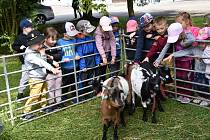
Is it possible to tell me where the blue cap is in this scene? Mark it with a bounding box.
[19,18,32,30]
[139,13,153,28]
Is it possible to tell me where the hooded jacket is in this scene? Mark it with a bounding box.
[203,46,210,79]
[76,36,100,70]
[94,26,116,59]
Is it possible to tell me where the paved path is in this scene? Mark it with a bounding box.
[47,0,210,24]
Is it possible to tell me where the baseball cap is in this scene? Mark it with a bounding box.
[110,16,119,24]
[20,18,32,30]
[65,22,80,37]
[167,23,183,43]
[76,20,96,33]
[139,13,153,28]
[27,30,45,46]
[99,16,113,31]
[126,20,138,33]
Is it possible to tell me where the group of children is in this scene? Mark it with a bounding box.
[125,12,210,106]
[13,16,121,121]
[12,12,210,121]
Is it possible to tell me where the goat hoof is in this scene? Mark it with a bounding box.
[114,136,118,140]
[142,117,148,122]
[152,118,157,123]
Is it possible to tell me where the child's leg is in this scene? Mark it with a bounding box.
[24,79,45,113]
[55,72,62,103]
[46,74,56,104]
[40,81,47,108]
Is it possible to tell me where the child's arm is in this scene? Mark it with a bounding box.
[202,46,210,64]
[154,43,171,66]
[181,32,195,48]
[76,44,86,70]
[135,30,144,61]
[144,42,159,62]
[109,32,117,62]
[93,42,101,66]
[163,46,194,62]
[95,32,106,59]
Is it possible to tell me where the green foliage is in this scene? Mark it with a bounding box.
[78,0,108,17]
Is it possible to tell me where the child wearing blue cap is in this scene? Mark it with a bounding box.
[12,18,33,100]
[135,13,158,62]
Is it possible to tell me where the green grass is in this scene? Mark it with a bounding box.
[1,99,210,140]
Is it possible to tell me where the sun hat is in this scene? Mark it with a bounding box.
[139,13,153,28]
[76,20,96,33]
[65,22,80,37]
[20,18,32,30]
[110,16,120,24]
[99,16,113,31]
[167,23,183,43]
[27,30,45,46]
[126,19,138,33]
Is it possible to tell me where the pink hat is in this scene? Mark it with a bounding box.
[126,20,138,33]
[99,16,113,31]
[167,23,183,43]
[196,27,210,40]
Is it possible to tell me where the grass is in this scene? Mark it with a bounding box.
[1,98,210,140]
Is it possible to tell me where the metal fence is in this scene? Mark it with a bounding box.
[0,32,210,127]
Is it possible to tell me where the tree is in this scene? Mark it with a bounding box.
[127,0,134,17]
[78,0,108,20]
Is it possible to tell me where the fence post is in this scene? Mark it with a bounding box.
[2,57,15,126]
[120,29,125,72]
[172,45,177,99]
[73,58,79,103]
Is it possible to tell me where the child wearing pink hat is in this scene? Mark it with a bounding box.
[125,19,138,60]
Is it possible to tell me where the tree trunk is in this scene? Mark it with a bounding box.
[127,0,134,17]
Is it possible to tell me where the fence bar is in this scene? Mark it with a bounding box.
[2,57,14,126]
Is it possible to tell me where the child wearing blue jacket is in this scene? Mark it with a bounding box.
[57,22,80,103]
[76,20,100,99]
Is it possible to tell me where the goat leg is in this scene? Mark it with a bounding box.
[113,125,119,140]
[151,97,157,123]
[129,91,136,115]
[157,95,164,112]
[142,107,148,122]
[102,124,109,140]
[120,110,126,127]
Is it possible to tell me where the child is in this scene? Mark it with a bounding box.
[163,28,210,106]
[135,13,158,62]
[57,22,80,103]
[22,30,60,121]
[203,41,210,86]
[125,19,138,61]
[43,27,63,108]
[12,18,33,100]
[76,20,100,99]
[154,12,196,103]
[110,16,121,73]
[143,16,169,63]
[94,16,116,81]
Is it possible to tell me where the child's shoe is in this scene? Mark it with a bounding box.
[180,97,191,104]
[200,101,210,107]
[21,114,36,121]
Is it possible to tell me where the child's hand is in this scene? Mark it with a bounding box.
[63,58,70,62]
[142,57,149,63]
[111,57,115,64]
[47,55,54,60]
[129,32,136,39]
[163,54,173,62]
[102,57,108,65]
[75,56,80,60]
[82,68,87,72]
[38,48,46,55]
[53,61,59,68]
[146,34,153,39]
[51,67,61,74]
[20,45,26,50]
[153,61,160,67]
[153,35,161,40]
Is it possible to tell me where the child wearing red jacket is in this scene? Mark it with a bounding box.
[143,16,169,63]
